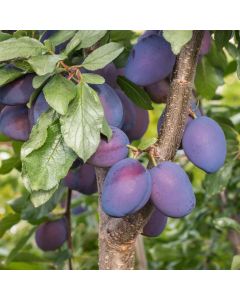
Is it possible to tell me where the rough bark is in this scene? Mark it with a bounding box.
[96,31,204,270]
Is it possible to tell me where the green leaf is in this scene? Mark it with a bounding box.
[214,30,232,49]
[28,54,64,76]
[6,227,36,264]
[138,137,157,150]
[110,30,137,43]
[82,42,124,71]
[30,185,59,207]
[206,42,228,72]
[0,37,47,62]
[65,30,107,54]
[231,255,240,270]
[101,117,112,141]
[114,47,131,69]
[0,214,20,238]
[60,82,104,161]
[47,30,76,48]
[237,58,240,80]
[195,57,224,99]
[0,157,20,174]
[203,161,234,198]
[32,73,52,89]
[12,141,23,156]
[225,42,239,59]
[82,73,105,84]
[23,121,77,192]
[163,30,192,55]
[28,184,65,220]
[10,185,65,222]
[0,66,25,87]
[0,32,12,42]
[13,30,36,38]
[117,76,153,110]
[13,60,33,73]
[213,217,240,233]
[21,109,57,159]
[43,74,77,115]
[8,195,29,215]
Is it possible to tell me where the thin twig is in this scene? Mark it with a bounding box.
[65,188,73,270]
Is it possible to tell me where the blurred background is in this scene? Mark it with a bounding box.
[1,30,240,270]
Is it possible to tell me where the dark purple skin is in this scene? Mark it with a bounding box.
[116,68,125,77]
[64,164,97,195]
[88,126,129,167]
[72,205,87,215]
[0,105,31,141]
[115,88,136,132]
[145,79,170,104]
[127,105,149,141]
[0,74,35,106]
[138,30,160,41]
[199,31,212,56]
[142,208,168,237]
[29,92,49,127]
[95,63,118,88]
[102,158,152,217]
[150,161,196,218]
[182,116,227,173]
[93,83,123,128]
[125,35,176,86]
[35,218,68,252]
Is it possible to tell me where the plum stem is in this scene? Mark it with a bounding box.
[65,188,73,270]
[189,108,197,119]
[149,152,157,167]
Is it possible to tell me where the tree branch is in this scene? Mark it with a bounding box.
[96,30,204,270]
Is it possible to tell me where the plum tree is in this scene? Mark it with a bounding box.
[0,74,35,105]
[28,92,49,127]
[35,218,68,251]
[93,83,123,128]
[157,98,202,135]
[150,161,196,218]
[142,208,168,237]
[199,31,212,55]
[127,105,149,141]
[102,158,152,217]
[115,88,136,132]
[182,116,227,173]
[64,164,97,195]
[145,79,170,104]
[88,126,129,167]
[0,105,30,141]
[95,63,118,88]
[125,34,175,86]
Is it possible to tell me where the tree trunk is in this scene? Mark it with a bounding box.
[96,30,204,270]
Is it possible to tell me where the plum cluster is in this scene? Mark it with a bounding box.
[98,30,226,239]
[0,30,226,251]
